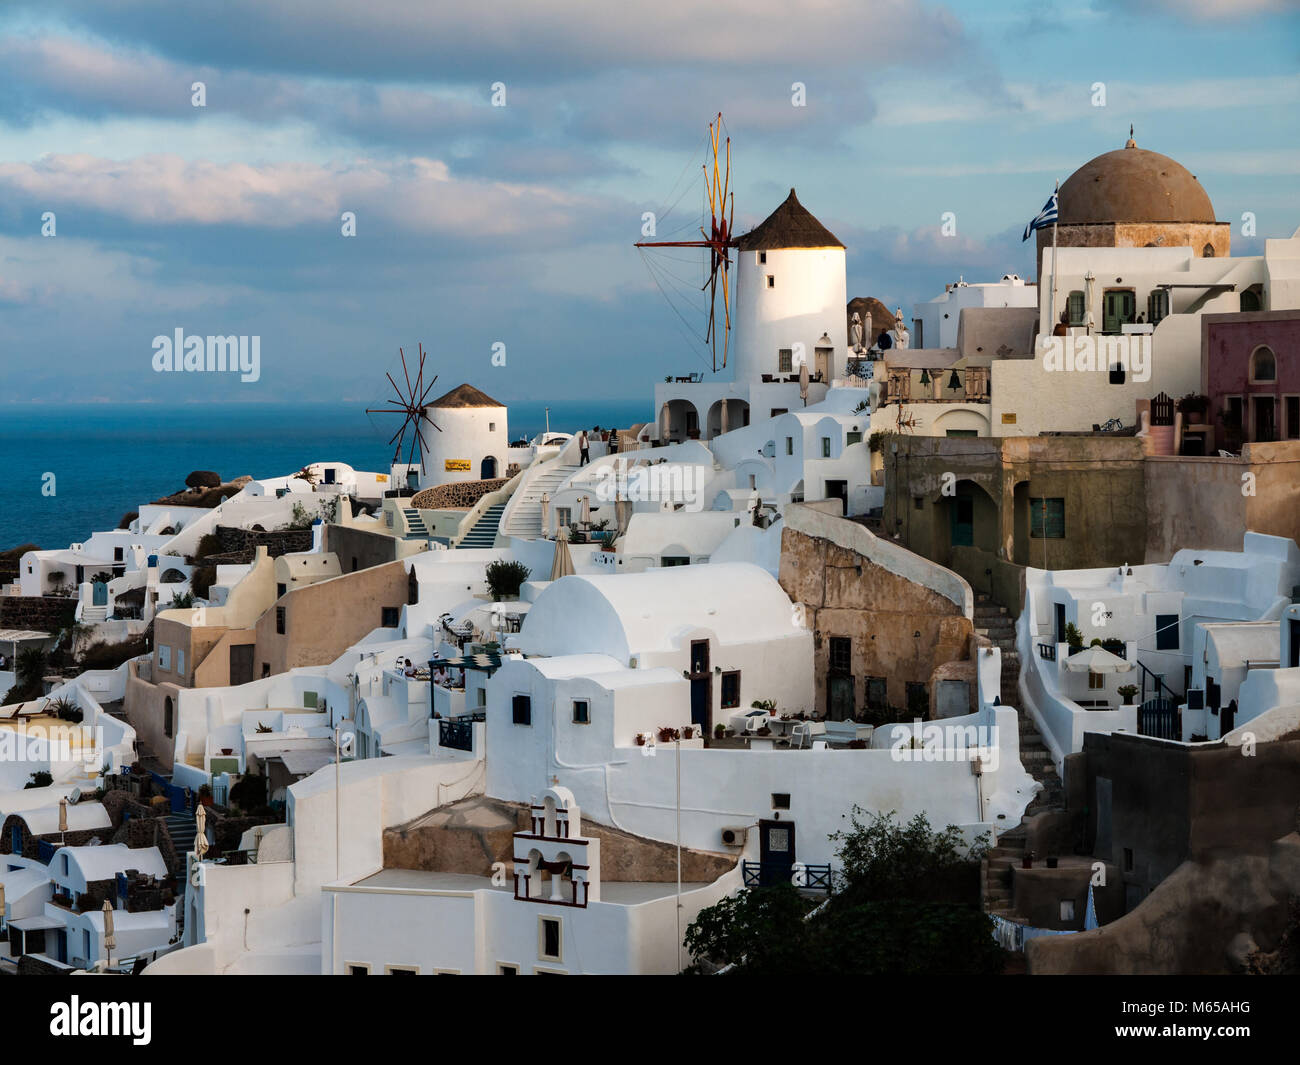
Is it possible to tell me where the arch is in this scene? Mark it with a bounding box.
[1201,243,1215,258]
[1250,345,1276,384]
[659,399,700,443]
[932,408,991,437]
[160,568,187,584]
[480,455,498,479]
[705,398,750,439]
[1240,285,1263,313]
[940,478,999,559]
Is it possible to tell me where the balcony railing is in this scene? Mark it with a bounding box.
[438,718,474,752]
[742,860,832,892]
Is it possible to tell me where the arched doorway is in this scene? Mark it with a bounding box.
[940,479,998,561]
[164,696,174,739]
[659,400,700,443]
[481,456,498,479]
[706,398,750,439]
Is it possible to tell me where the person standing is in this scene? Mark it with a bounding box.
[578,429,590,466]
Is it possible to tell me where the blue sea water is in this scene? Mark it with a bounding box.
[0,400,651,551]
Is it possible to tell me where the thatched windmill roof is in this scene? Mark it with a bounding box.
[736,189,844,251]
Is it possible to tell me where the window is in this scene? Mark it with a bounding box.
[275,607,286,634]
[690,640,709,674]
[347,963,370,975]
[866,677,887,709]
[662,556,690,567]
[757,251,766,264]
[408,570,419,605]
[381,606,399,627]
[1066,290,1085,326]
[1030,498,1065,539]
[821,437,831,458]
[157,645,171,671]
[785,437,793,456]
[1088,671,1105,690]
[386,965,419,975]
[846,430,862,446]
[720,670,741,709]
[572,700,589,724]
[1286,396,1299,439]
[1060,900,1076,923]
[1147,289,1169,325]
[770,408,787,418]
[1123,848,1134,872]
[176,648,185,677]
[539,917,562,961]
[767,275,775,289]
[1201,243,1215,258]
[771,793,791,810]
[913,496,923,510]
[1250,346,1276,383]
[1155,614,1179,651]
[748,474,756,490]
[556,507,572,528]
[262,663,270,678]
[351,556,359,572]
[277,583,287,599]
[512,694,532,725]
[829,636,851,674]
[778,349,793,373]
[489,422,496,431]
[498,964,519,975]
[1108,362,1125,385]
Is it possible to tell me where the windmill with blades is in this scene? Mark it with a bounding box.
[638,115,849,444]
[367,344,441,493]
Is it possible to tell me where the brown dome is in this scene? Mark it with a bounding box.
[1058,139,1215,225]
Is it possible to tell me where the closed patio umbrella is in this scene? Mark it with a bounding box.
[1064,645,1133,673]
[540,493,550,536]
[799,360,809,405]
[615,498,632,538]
[102,899,115,958]
[549,538,575,581]
[194,802,209,859]
[58,798,68,837]
[580,495,591,526]
[0,881,7,923]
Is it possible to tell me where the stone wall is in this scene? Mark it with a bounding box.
[382,795,734,883]
[0,595,76,634]
[323,524,402,574]
[779,519,973,719]
[410,478,507,510]
[214,525,313,560]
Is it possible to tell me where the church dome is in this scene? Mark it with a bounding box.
[1057,135,1216,226]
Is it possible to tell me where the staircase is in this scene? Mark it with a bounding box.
[81,605,107,623]
[456,503,506,550]
[500,462,579,539]
[165,810,198,856]
[401,508,429,540]
[975,594,1065,919]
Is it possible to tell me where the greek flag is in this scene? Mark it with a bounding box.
[1022,191,1059,241]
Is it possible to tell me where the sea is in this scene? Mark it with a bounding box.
[0,400,652,552]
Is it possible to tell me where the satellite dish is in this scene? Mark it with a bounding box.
[68,787,82,805]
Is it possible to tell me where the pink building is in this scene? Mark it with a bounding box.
[1201,310,1300,449]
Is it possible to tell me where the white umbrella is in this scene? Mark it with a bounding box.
[1064,645,1133,673]
[580,495,591,526]
[1084,272,1096,333]
[194,802,209,859]
[102,899,115,956]
[0,881,7,924]
[540,493,550,536]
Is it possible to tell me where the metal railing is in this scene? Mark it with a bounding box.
[1037,642,1056,662]
[741,860,832,893]
[438,718,474,752]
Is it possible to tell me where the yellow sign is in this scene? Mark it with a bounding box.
[1001,413,1017,425]
[445,459,471,471]
[376,473,388,483]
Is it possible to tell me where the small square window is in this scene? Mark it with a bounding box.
[539,916,562,961]
[489,422,496,431]
[556,507,572,528]
[572,700,589,724]
[513,694,532,725]
[1088,672,1104,690]
[157,645,171,671]
[1060,899,1075,923]
[771,793,791,810]
[1030,497,1065,539]
[381,606,399,627]
[720,670,741,709]
[913,496,924,510]
[261,663,270,678]
[758,251,766,264]
[386,965,418,975]
[347,964,370,975]
[778,349,793,373]
[275,606,286,634]
[767,275,775,289]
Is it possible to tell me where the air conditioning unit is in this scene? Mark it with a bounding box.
[720,826,748,848]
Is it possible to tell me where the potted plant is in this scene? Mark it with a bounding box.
[1045,856,1059,869]
[1022,849,1034,869]
[713,723,726,740]
[657,726,679,743]
[1176,393,1210,423]
[485,559,531,601]
[634,732,647,746]
[1118,684,1138,705]
[755,725,771,737]
[1063,623,1084,654]
[681,725,695,740]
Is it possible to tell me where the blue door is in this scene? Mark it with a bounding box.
[92,581,108,606]
[10,824,21,853]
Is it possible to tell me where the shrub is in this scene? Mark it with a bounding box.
[195,533,224,559]
[185,470,222,489]
[485,560,531,600]
[190,565,217,599]
[50,697,83,723]
[77,633,150,672]
[118,512,138,530]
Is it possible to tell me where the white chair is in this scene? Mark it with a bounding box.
[790,721,826,749]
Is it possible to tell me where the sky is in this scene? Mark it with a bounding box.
[0,0,1296,407]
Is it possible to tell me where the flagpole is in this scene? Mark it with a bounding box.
[1049,180,1059,340]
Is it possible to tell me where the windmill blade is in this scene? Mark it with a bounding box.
[399,347,414,405]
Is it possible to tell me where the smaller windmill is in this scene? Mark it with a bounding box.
[366,344,442,478]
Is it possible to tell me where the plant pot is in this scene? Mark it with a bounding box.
[221,748,233,756]
[1046,856,1059,869]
